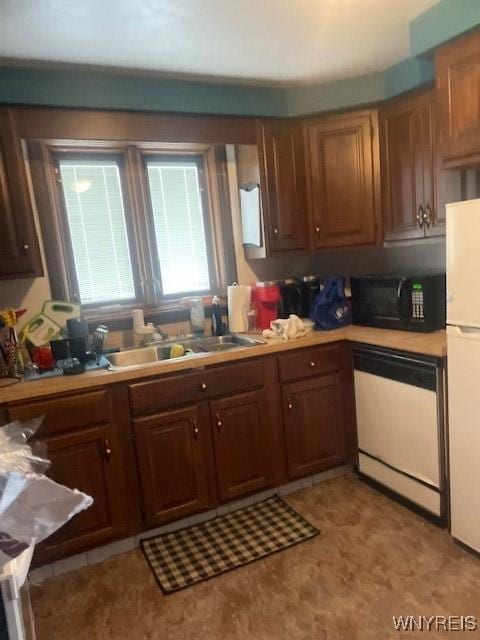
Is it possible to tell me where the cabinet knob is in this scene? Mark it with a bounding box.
[424,204,432,227]
[104,439,112,460]
[200,382,207,391]
[273,227,279,235]
[193,419,199,438]
[23,243,29,251]
[315,227,320,233]
[287,399,293,410]
[216,412,223,429]
[309,360,316,368]
[416,205,425,228]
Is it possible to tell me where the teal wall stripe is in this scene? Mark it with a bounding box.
[410,0,480,56]
[0,66,288,117]
[286,71,386,116]
[383,57,435,98]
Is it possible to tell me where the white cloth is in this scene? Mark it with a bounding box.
[262,314,310,341]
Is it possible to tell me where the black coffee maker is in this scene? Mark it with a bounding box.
[298,275,321,317]
[279,279,303,318]
[279,276,321,318]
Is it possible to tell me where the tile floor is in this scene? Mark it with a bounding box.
[29,474,480,640]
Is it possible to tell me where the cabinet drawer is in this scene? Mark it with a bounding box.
[129,359,266,416]
[278,344,342,382]
[7,390,109,437]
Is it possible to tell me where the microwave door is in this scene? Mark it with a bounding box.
[397,278,412,323]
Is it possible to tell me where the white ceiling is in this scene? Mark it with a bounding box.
[0,0,439,86]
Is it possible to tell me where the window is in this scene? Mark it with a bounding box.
[30,142,235,317]
[146,158,211,296]
[58,159,136,305]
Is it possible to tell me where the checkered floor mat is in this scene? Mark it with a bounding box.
[141,495,319,594]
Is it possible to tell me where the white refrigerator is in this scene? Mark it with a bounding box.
[447,198,480,551]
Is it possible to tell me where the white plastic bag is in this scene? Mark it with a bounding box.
[0,419,93,567]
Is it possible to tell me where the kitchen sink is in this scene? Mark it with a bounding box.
[182,334,265,352]
[106,334,265,370]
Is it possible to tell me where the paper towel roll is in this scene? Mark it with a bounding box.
[132,309,145,332]
[227,283,251,333]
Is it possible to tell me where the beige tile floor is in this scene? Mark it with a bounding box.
[30,474,480,640]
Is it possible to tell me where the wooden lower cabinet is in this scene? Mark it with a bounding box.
[211,390,270,502]
[133,404,213,527]
[35,424,127,562]
[2,348,356,563]
[282,372,347,479]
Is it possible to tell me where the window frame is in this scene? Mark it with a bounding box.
[28,139,237,324]
[140,151,217,300]
[53,149,143,308]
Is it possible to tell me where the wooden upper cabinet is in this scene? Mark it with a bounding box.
[210,389,271,502]
[382,91,433,240]
[304,109,381,249]
[133,404,213,527]
[0,108,43,278]
[382,89,461,240]
[258,119,308,253]
[436,30,480,167]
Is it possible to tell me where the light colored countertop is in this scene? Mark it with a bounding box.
[0,326,446,405]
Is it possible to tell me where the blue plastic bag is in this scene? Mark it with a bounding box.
[310,277,351,330]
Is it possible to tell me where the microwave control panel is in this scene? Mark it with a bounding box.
[411,283,424,320]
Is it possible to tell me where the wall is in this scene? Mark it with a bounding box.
[410,0,480,56]
[0,2,478,118]
[0,66,288,117]
[242,240,445,286]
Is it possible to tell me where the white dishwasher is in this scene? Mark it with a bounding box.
[353,345,446,521]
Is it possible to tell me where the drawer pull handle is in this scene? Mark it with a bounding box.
[200,382,208,391]
[216,412,223,429]
[287,399,293,410]
[193,419,200,438]
[104,439,112,460]
[309,361,316,368]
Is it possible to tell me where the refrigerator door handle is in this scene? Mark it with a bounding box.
[447,325,480,339]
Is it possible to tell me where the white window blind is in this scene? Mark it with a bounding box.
[59,160,136,305]
[146,160,211,295]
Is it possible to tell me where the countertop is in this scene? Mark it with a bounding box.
[0,326,446,404]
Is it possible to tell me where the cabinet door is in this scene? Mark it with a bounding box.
[0,108,43,278]
[381,94,426,240]
[436,30,480,167]
[211,390,270,501]
[283,373,346,479]
[36,424,126,563]
[258,119,308,252]
[305,110,380,249]
[133,405,212,527]
[428,94,462,237]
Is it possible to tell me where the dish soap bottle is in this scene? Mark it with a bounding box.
[190,297,205,336]
[211,296,224,336]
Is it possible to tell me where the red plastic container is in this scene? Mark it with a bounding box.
[252,282,280,330]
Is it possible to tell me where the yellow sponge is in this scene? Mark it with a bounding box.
[170,343,185,359]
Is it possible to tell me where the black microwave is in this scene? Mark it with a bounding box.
[350,273,446,332]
